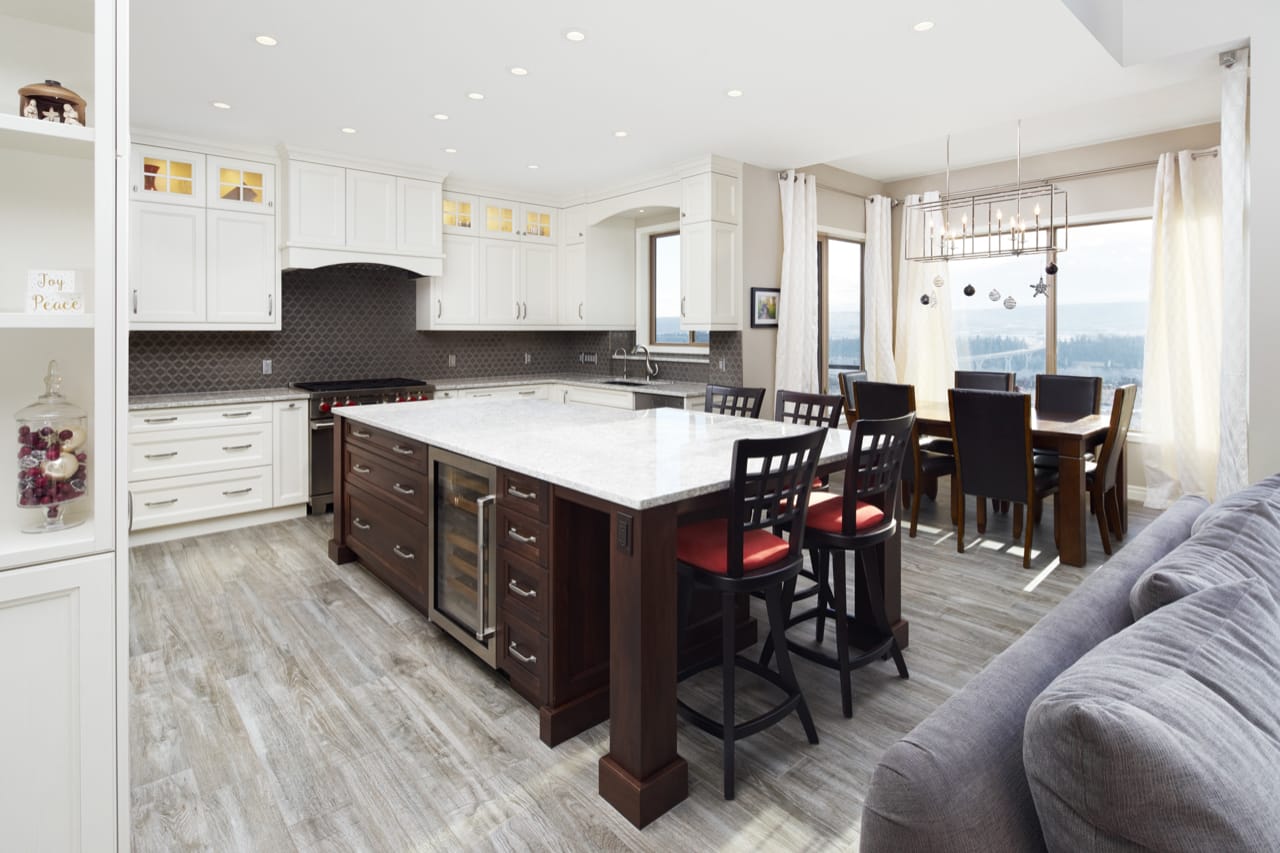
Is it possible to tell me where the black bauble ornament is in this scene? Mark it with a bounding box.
[1045,261,1058,275]
[920,294,931,306]
[963,284,976,297]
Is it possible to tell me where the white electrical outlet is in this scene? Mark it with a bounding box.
[524,352,531,365]
[448,354,457,367]
[262,359,272,375]
[718,358,726,371]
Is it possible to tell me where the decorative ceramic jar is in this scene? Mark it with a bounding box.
[15,361,88,532]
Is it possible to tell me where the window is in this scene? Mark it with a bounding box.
[819,236,864,392]
[649,231,708,345]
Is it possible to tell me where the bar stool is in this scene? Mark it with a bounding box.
[761,413,916,718]
[705,384,766,418]
[675,427,827,799]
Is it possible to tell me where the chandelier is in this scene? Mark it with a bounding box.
[906,121,1068,262]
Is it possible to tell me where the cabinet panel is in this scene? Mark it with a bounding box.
[442,193,478,236]
[563,205,587,245]
[520,204,557,244]
[563,386,635,410]
[522,244,557,324]
[418,234,479,328]
[479,239,521,323]
[288,161,345,246]
[710,221,741,327]
[131,143,205,207]
[128,422,273,481]
[397,177,443,256]
[129,402,272,433]
[206,209,275,324]
[130,466,273,530]
[559,242,586,324]
[679,220,712,327]
[346,169,398,251]
[480,199,518,239]
[681,171,739,224]
[130,201,206,323]
[208,156,275,213]
[273,400,308,506]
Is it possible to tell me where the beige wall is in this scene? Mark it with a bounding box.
[741,163,782,417]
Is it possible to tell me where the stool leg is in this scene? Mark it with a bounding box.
[833,550,853,718]
[765,584,818,745]
[721,590,737,800]
[676,574,694,674]
[859,549,909,680]
[813,548,830,644]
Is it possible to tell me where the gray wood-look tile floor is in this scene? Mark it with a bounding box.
[130,485,1159,852]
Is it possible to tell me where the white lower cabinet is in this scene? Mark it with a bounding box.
[273,400,309,506]
[0,553,116,849]
[128,422,273,480]
[131,466,273,530]
[462,385,549,400]
[561,385,635,409]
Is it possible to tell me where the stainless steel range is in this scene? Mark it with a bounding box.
[291,377,433,512]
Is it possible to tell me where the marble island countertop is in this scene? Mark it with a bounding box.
[129,387,310,410]
[338,398,849,510]
[431,374,706,400]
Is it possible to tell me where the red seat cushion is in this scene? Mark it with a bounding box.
[676,519,791,575]
[804,492,886,534]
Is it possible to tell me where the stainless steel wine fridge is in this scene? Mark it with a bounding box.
[426,448,499,666]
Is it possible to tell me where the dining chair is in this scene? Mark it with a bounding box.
[954,370,1017,391]
[705,384,766,418]
[949,389,1060,568]
[759,413,916,718]
[674,428,827,799]
[836,370,868,427]
[1086,384,1137,555]
[1032,373,1104,471]
[774,389,844,430]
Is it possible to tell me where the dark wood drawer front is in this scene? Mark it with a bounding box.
[501,618,547,703]
[345,486,429,611]
[499,550,548,634]
[497,506,549,567]
[499,469,548,522]
[345,447,427,521]
[343,420,428,473]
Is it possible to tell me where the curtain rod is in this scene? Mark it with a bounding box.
[778,172,900,206]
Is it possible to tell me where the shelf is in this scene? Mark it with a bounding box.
[0,313,95,329]
[0,113,95,159]
[0,517,101,574]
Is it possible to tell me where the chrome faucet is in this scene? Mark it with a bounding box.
[632,345,659,381]
[613,347,629,381]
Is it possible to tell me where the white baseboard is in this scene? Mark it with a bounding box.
[1127,484,1147,505]
[128,504,308,547]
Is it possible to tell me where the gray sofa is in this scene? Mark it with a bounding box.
[860,475,1280,852]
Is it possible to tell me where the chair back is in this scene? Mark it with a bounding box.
[1035,374,1102,417]
[949,389,1032,503]
[722,429,827,578]
[706,384,766,418]
[838,413,916,534]
[852,381,914,420]
[1094,385,1137,492]
[774,390,843,429]
[836,370,868,426]
[955,370,1016,391]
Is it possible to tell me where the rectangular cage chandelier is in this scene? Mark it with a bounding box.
[906,122,1068,262]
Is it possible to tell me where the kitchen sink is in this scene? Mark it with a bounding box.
[600,379,674,387]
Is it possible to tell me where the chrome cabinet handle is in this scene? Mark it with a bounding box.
[144,416,177,424]
[311,420,335,431]
[475,494,496,641]
[507,579,537,599]
[353,517,371,530]
[681,296,686,317]
[506,485,537,501]
[507,642,537,665]
[352,463,371,474]
[392,445,415,455]
[222,444,253,452]
[222,411,252,419]
[518,390,536,397]
[132,289,139,314]
[514,301,520,319]
[507,527,537,545]
[222,487,253,496]
[144,497,178,507]
[268,293,273,317]
[523,301,528,319]
[471,393,492,398]
[352,429,372,438]
[578,301,583,319]
[392,482,415,495]
[437,299,443,319]
[144,451,178,460]
[392,545,415,560]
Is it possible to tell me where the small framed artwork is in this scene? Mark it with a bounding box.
[750,287,780,328]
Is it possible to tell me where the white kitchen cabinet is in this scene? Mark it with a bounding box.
[346,169,398,251]
[130,143,206,207]
[128,422,273,481]
[273,400,309,507]
[287,160,346,246]
[131,466,274,530]
[480,239,522,323]
[559,243,587,324]
[130,200,207,324]
[522,244,558,323]
[206,209,276,324]
[208,155,276,213]
[442,192,479,235]
[680,219,741,331]
[681,171,739,225]
[480,198,558,244]
[397,177,443,256]
[416,234,480,328]
[462,385,550,400]
[563,385,635,410]
[563,204,587,245]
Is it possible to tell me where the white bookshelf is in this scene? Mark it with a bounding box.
[0,112,95,158]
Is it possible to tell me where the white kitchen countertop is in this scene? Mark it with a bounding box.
[337,398,850,510]
[129,387,310,410]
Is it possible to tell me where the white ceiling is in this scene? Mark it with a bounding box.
[130,0,1222,198]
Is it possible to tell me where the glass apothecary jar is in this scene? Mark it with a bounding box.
[15,361,88,533]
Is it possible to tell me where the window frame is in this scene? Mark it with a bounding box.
[818,231,866,394]
[635,220,709,353]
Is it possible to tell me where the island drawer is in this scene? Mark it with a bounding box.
[499,549,548,633]
[343,420,428,473]
[497,505,549,567]
[344,485,429,611]
[498,469,548,522]
[344,446,428,521]
[501,618,547,703]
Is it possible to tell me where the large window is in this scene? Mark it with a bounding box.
[820,236,864,392]
[649,231,708,346]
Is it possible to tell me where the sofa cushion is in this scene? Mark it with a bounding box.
[1024,578,1280,853]
[1130,474,1280,619]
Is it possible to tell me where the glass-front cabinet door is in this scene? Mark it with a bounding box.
[520,204,557,244]
[429,449,497,664]
[442,193,477,235]
[130,143,206,207]
[481,200,517,239]
[207,156,275,212]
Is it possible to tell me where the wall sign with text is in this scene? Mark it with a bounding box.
[27,270,85,315]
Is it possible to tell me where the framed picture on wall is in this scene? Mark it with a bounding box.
[750,287,780,328]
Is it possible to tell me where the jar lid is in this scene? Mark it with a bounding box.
[14,360,86,423]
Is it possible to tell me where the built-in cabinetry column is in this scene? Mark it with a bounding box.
[680,164,743,331]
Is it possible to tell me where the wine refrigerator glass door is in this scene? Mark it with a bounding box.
[427,448,498,666]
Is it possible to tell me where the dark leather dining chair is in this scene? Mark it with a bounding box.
[836,370,867,427]
[949,389,1060,568]
[1032,374,1103,470]
[954,370,1016,391]
[1086,384,1137,555]
[705,385,766,418]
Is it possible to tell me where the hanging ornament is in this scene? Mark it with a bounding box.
[988,288,1001,302]
[932,274,945,288]
[920,293,932,306]
[1030,276,1050,298]
[1003,295,1017,310]
[963,284,976,297]
[1045,261,1058,276]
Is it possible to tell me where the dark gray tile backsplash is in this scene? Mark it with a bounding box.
[130,265,736,395]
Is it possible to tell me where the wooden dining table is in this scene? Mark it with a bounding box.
[914,401,1118,567]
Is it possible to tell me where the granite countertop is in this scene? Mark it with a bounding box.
[432,374,706,399]
[337,398,848,510]
[129,387,310,411]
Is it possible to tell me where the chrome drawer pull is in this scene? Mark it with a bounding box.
[144,416,177,424]
[507,580,537,599]
[352,429,372,439]
[352,518,371,530]
[222,411,253,418]
[144,498,178,507]
[144,451,178,460]
[222,444,253,452]
[506,485,537,501]
[518,390,536,396]
[222,487,253,497]
[352,463,371,474]
[392,482,416,496]
[393,545,415,560]
[507,527,537,545]
[507,642,537,665]
[391,445,415,455]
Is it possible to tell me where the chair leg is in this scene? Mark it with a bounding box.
[909,471,923,538]
[813,548,830,645]
[1095,487,1113,556]
[1012,503,1024,539]
[832,551,853,718]
[721,590,737,800]
[924,475,938,501]
[1033,496,1043,527]
[950,477,960,525]
[1106,489,1125,543]
[956,492,966,554]
[1023,500,1034,568]
[976,496,987,534]
[765,584,818,744]
[859,549,908,679]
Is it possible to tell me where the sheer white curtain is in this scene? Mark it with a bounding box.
[776,170,819,393]
[894,191,956,404]
[1218,51,1250,497]
[1143,151,1223,507]
[863,195,897,382]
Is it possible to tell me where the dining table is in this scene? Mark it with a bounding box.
[913,401,1119,566]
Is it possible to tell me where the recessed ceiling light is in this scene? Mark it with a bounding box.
[638,209,646,214]
[444,147,457,154]
[510,66,529,76]
[211,101,231,109]
[913,20,934,31]
[614,130,628,138]
[341,127,357,134]
[467,92,485,100]
[564,29,586,42]
[528,164,539,170]
[726,89,743,98]
[433,113,449,121]
[255,35,278,46]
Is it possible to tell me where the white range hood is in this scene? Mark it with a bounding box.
[281,245,442,277]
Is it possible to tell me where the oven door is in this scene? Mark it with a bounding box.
[309,418,335,511]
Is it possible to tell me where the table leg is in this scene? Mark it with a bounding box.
[599,504,688,827]
[1057,444,1089,566]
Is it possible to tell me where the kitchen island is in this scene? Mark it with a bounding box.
[329,398,902,827]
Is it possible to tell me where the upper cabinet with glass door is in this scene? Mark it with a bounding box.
[208,156,276,213]
[477,197,557,244]
[130,144,205,207]
[442,193,478,235]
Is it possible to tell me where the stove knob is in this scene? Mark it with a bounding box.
[318,399,331,413]
[394,394,404,403]
[331,397,343,408]
[344,397,355,407]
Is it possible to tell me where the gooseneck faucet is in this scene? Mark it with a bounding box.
[632,345,659,381]
[613,347,629,381]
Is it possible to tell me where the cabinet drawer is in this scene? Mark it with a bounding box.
[499,549,548,634]
[130,466,272,530]
[562,386,635,410]
[128,423,272,481]
[497,506,549,567]
[345,485,429,610]
[129,402,272,432]
[501,618,547,702]
[344,447,427,521]
[499,469,548,522]
[342,419,428,472]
